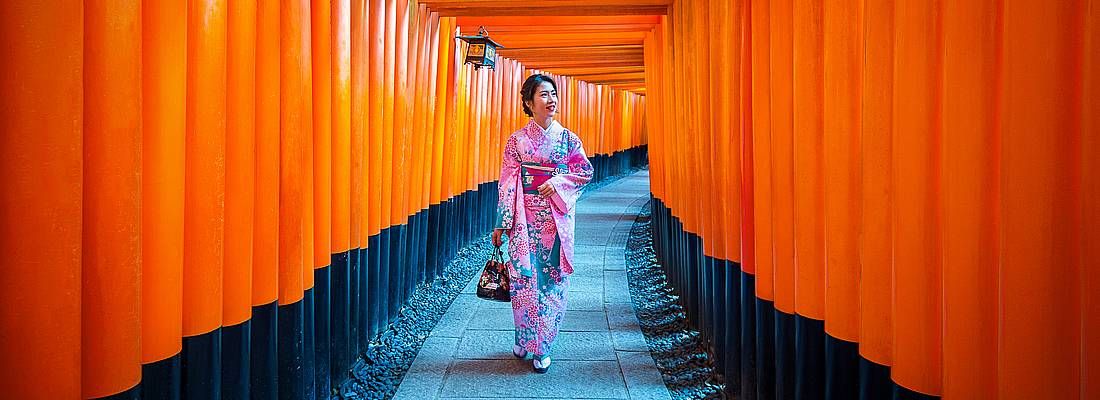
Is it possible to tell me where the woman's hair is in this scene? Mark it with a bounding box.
[520,74,558,117]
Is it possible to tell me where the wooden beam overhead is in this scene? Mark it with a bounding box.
[521,57,643,68]
[497,45,643,60]
[438,2,662,91]
[459,24,656,35]
[492,36,644,49]
[456,15,661,27]
[423,1,672,16]
[567,71,646,82]
[537,65,645,76]
[480,30,646,49]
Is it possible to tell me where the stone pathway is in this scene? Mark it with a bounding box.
[394,170,671,400]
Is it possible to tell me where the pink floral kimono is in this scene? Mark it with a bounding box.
[496,119,593,356]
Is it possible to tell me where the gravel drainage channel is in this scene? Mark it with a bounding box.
[335,238,494,400]
[625,199,727,399]
[336,169,646,400]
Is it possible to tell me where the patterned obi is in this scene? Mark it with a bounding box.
[521,162,568,194]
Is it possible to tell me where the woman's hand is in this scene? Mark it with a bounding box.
[537,182,556,197]
[492,229,505,248]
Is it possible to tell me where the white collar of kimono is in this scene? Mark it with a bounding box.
[527,119,564,137]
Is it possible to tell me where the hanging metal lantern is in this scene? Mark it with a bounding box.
[457,26,503,70]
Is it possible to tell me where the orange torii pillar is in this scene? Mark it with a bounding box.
[223,0,257,397]
[330,0,353,383]
[277,0,308,397]
[252,0,282,397]
[0,2,84,397]
[142,0,188,397]
[182,0,227,397]
[84,0,144,398]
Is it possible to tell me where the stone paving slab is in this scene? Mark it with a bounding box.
[440,360,629,399]
[454,330,617,361]
[568,276,606,293]
[617,351,673,400]
[604,270,633,305]
[606,303,649,352]
[468,307,611,332]
[431,295,481,338]
[399,171,671,399]
[392,337,459,400]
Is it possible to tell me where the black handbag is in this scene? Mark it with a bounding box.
[476,247,511,302]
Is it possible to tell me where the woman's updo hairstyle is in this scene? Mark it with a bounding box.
[520,74,558,117]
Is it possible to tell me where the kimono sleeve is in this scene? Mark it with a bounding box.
[495,135,522,230]
[547,131,594,213]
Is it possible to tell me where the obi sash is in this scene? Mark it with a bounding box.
[521,162,567,194]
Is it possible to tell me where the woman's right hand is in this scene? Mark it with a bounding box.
[492,229,505,248]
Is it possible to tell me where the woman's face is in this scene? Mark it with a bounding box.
[527,81,558,120]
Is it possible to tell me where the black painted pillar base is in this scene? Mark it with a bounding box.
[141,353,181,400]
[739,269,755,400]
[859,358,892,400]
[277,299,305,400]
[329,251,351,381]
[368,233,383,341]
[221,320,251,399]
[775,310,796,400]
[314,267,332,400]
[348,247,361,360]
[756,300,777,400]
[250,301,278,400]
[795,315,826,399]
[824,335,859,400]
[182,328,222,399]
[303,288,316,400]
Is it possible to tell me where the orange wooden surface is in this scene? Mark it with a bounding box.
[0,3,83,396]
[83,0,143,396]
[699,0,717,258]
[941,0,1000,396]
[393,0,410,226]
[369,0,385,238]
[381,0,396,228]
[750,0,774,299]
[791,0,825,321]
[0,2,83,397]
[430,16,451,205]
[821,0,862,341]
[891,0,944,393]
[141,0,187,364]
[279,0,306,305]
[183,0,227,335]
[225,0,257,327]
[301,3,316,290]
[254,0,281,307]
[407,6,429,213]
[998,1,1084,398]
[1083,5,1099,399]
[736,0,750,273]
[313,0,334,268]
[768,0,796,314]
[332,0,352,253]
[857,0,894,367]
[350,0,365,253]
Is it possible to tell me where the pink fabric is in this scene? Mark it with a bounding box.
[497,119,594,278]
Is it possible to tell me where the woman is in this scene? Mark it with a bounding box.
[492,74,594,373]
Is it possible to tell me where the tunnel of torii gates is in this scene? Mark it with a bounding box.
[0,0,1095,399]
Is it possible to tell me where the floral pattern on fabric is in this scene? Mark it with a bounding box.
[496,119,594,279]
[496,119,592,357]
[509,248,569,356]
